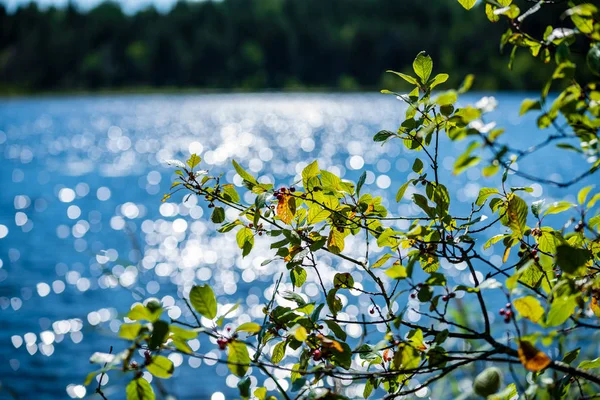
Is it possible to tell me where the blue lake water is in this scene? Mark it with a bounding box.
[0,93,594,399]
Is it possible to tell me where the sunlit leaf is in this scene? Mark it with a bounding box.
[513,296,544,323]
[189,284,217,319]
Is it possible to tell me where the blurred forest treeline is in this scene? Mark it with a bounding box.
[0,0,572,94]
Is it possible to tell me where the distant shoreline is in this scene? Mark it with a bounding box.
[0,87,532,100]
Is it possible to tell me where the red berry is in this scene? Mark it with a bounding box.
[442,295,449,302]
[313,349,322,361]
[504,316,511,324]
[217,338,227,350]
[369,308,375,314]
[499,308,505,316]
[505,310,512,317]
[226,326,231,332]
[249,223,253,228]
[505,303,511,309]
[410,293,417,299]
[531,249,538,256]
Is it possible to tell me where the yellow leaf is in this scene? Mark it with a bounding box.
[513,296,545,323]
[518,340,551,372]
[503,246,511,263]
[327,228,346,254]
[591,296,600,318]
[276,194,296,225]
[292,325,308,342]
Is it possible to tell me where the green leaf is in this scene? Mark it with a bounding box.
[519,98,541,116]
[236,322,262,334]
[222,184,240,203]
[488,384,517,400]
[325,320,347,341]
[458,74,475,93]
[513,296,544,324]
[531,199,544,219]
[211,207,225,223]
[502,194,528,238]
[587,193,600,209]
[186,154,201,169]
[237,376,251,400]
[386,70,418,85]
[189,284,217,319]
[429,73,449,89]
[435,90,457,106]
[578,186,594,205]
[546,296,578,327]
[128,304,162,323]
[385,263,407,279]
[119,323,142,340]
[307,203,329,225]
[457,0,477,10]
[453,142,481,175]
[271,340,287,364]
[374,130,395,142]
[126,378,155,400]
[395,181,411,202]
[484,234,507,249]
[556,245,591,274]
[412,158,424,174]
[588,43,600,76]
[371,253,392,269]
[412,51,433,83]
[579,357,600,370]
[544,201,575,216]
[232,160,257,185]
[356,171,367,196]
[476,188,500,206]
[302,160,319,189]
[146,355,174,379]
[236,227,255,257]
[333,272,354,289]
[228,341,251,377]
[149,320,169,350]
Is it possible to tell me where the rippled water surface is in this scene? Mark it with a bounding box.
[0,93,592,399]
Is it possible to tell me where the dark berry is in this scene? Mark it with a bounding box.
[518,251,524,257]
[531,249,538,256]
[289,187,296,192]
[504,316,511,324]
[449,293,456,298]
[499,308,505,316]
[442,295,449,302]
[249,223,253,228]
[520,243,527,250]
[505,303,511,309]
[217,338,228,350]
[369,308,375,314]
[410,293,417,299]
[417,283,423,288]
[505,310,512,318]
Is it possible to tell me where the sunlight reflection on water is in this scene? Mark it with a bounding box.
[0,92,589,398]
